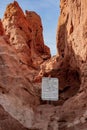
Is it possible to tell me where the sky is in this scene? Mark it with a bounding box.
[0,0,60,55]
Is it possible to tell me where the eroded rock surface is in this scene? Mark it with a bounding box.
[0,0,87,130]
[0,105,30,130]
[0,1,51,129]
[0,36,40,129]
[2,1,50,67]
[35,0,87,130]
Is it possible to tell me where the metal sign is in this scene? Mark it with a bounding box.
[41,77,58,101]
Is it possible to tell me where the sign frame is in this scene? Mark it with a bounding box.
[41,77,59,101]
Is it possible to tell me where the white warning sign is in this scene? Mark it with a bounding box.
[41,77,58,101]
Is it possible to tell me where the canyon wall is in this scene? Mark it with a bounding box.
[37,0,83,101]
[57,1,87,129]
[57,0,87,62]
[38,0,87,101]
[0,0,87,130]
[0,1,51,130]
[36,0,87,129]
[57,0,87,91]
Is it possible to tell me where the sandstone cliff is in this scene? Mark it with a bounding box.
[37,0,87,101]
[35,0,87,130]
[2,1,50,67]
[0,0,87,130]
[0,1,50,130]
[0,29,39,129]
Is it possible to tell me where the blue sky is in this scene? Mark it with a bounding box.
[0,0,60,55]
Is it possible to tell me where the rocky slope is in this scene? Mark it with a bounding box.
[0,21,39,129]
[0,1,50,130]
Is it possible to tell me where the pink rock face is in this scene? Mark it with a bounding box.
[57,0,87,66]
[35,1,87,129]
[2,1,51,67]
[56,0,87,94]
[0,1,51,129]
[0,35,40,129]
[38,0,87,99]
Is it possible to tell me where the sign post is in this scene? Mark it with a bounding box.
[41,77,58,102]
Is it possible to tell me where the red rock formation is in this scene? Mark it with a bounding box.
[35,0,87,129]
[0,0,87,130]
[2,1,51,67]
[0,1,50,129]
[29,1,87,130]
[0,35,40,128]
[38,0,87,100]
[57,0,87,66]
[57,1,87,129]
